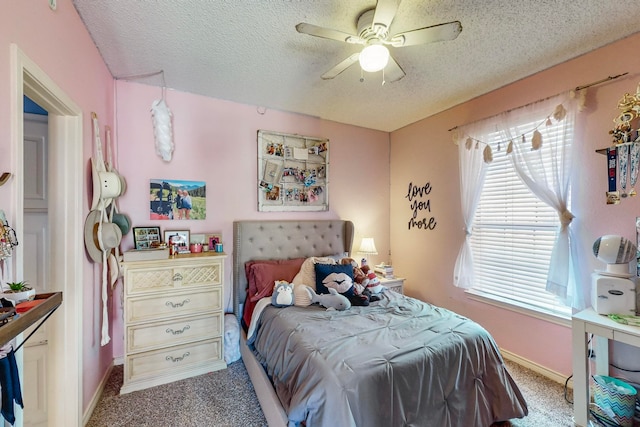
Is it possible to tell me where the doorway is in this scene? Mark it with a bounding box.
[11,45,83,426]
[23,110,50,427]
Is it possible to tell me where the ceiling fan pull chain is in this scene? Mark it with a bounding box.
[382,68,386,86]
[360,68,364,83]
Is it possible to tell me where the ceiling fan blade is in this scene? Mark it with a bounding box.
[372,0,401,32]
[321,53,360,80]
[391,21,462,47]
[384,55,405,83]
[296,23,359,44]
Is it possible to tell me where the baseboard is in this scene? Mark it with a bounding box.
[114,356,124,366]
[500,348,573,389]
[82,362,114,426]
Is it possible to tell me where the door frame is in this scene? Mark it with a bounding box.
[11,44,83,426]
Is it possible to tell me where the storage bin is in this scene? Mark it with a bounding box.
[592,375,637,427]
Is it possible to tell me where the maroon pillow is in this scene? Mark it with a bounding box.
[242,258,305,327]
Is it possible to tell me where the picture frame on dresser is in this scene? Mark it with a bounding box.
[133,226,161,249]
[164,230,190,253]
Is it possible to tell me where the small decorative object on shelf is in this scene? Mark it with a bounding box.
[596,82,640,204]
[1,281,36,305]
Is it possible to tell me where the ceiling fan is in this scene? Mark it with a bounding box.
[296,0,462,83]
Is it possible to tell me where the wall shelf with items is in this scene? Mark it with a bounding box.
[596,84,640,204]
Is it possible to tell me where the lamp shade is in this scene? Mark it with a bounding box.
[358,237,378,255]
[359,44,389,72]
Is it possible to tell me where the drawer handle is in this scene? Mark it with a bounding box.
[173,273,183,281]
[166,352,190,363]
[166,299,190,308]
[166,325,190,335]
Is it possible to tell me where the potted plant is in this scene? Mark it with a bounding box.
[1,281,36,305]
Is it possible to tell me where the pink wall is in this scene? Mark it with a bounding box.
[112,81,391,357]
[1,0,115,415]
[5,0,637,416]
[390,32,640,378]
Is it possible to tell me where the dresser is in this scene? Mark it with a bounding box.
[120,252,227,394]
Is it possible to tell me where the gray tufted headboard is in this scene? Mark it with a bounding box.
[232,219,354,318]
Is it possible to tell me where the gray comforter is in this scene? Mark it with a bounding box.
[248,291,528,427]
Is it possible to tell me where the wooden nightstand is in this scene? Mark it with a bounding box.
[379,276,405,294]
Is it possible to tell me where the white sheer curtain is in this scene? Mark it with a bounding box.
[453,90,586,308]
[499,91,585,308]
[453,123,491,289]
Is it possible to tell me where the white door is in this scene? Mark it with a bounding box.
[22,113,49,427]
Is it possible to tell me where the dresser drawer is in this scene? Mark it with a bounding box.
[126,338,223,382]
[126,288,222,323]
[127,312,223,353]
[125,259,223,295]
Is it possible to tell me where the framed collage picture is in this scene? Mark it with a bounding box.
[257,130,329,212]
[133,226,161,249]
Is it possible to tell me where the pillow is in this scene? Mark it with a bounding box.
[242,258,305,328]
[293,284,313,307]
[292,256,336,288]
[245,258,305,302]
[314,263,355,297]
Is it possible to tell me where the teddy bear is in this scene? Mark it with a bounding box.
[340,257,367,285]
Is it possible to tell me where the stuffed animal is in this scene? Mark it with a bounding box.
[338,258,373,305]
[340,257,367,285]
[302,285,351,311]
[364,269,383,294]
[272,281,294,307]
[360,265,381,302]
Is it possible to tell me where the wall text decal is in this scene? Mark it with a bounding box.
[406,181,437,231]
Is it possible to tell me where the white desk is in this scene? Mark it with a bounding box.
[572,308,640,426]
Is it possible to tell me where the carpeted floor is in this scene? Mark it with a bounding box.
[86,358,575,427]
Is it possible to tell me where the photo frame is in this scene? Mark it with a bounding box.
[164,230,190,253]
[207,233,223,252]
[149,179,207,220]
[257,130,329,212]
[133,226,161,250]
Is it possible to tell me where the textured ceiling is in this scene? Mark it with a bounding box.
[72,0,640,132]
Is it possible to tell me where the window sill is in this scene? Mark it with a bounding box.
[464,289,571,328]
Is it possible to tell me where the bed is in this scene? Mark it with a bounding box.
[232,219,527,427]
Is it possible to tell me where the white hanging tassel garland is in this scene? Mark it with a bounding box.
[151,95,174,162]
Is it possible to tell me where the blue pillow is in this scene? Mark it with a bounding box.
[314,263,355,297]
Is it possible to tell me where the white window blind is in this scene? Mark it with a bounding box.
[469,119,572,318]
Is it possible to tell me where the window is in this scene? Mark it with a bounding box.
[468,118,572,319]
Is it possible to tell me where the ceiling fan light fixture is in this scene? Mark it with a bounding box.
[359,44,389,72]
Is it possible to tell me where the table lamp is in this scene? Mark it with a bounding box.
[357,237,378,267]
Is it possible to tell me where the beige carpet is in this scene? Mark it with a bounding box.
[86,358,574,426]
